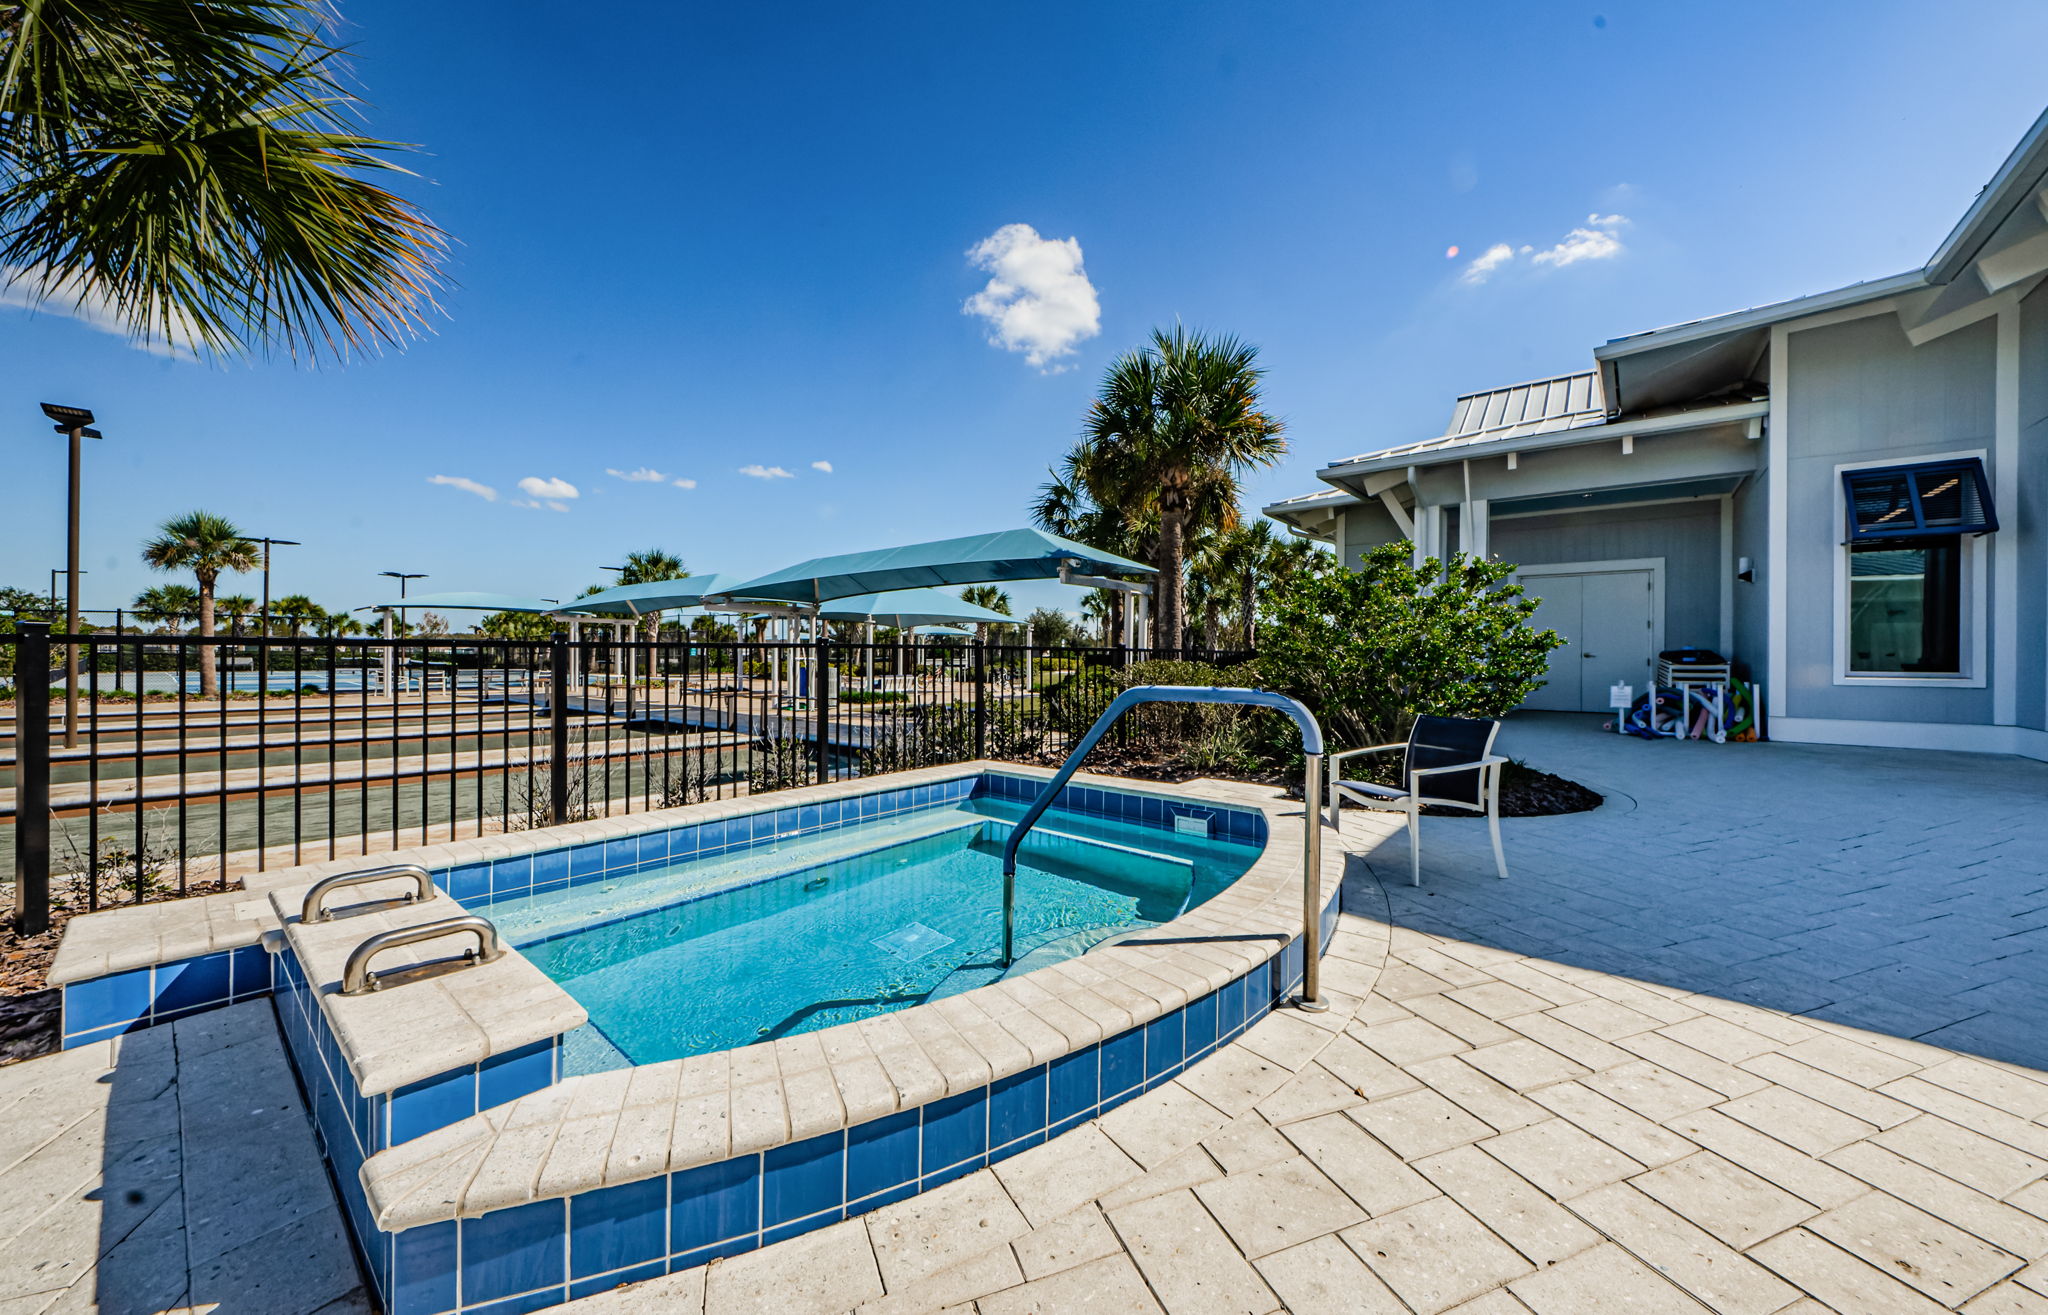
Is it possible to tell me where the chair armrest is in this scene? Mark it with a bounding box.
[1329,743,1407,763]
[1408,755,1510,777]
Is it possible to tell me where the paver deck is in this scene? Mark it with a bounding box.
[560,720,2048,1313]
[0,1002,368,1315]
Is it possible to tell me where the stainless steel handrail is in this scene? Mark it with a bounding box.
[301,863,436,924]
[339,914,505,995]
[999,685,1331,1010]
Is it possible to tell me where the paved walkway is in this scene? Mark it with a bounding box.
[563,723,2048,1314]
[0,1002,367,1315]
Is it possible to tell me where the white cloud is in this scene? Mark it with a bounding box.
[0,263,200,358]
[514,475,578,511]
[427,474,497,502]
[810,460,833,473]
[738,464,794,480]
[605,466,668,483]
[672,477,698,489]
[1459,214,1628,285]
[1458,244,1516,286]
[962,223,1101,370]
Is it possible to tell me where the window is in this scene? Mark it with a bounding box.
[1842,459,1997,541]
[1847,541,1962,674]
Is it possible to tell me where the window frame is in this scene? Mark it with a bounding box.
[1832,450,1989,688]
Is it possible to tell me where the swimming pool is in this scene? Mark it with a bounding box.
[478,791,1261,1069]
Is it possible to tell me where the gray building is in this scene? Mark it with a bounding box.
[1267,108,2048,761]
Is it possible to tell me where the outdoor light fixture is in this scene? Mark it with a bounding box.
[41,403,102,747]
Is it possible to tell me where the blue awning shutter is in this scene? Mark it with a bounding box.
[1842,458,1997,542]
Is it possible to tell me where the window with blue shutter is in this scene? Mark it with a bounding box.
[1841,459,1997,542]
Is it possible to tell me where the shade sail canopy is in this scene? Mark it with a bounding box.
[715,528,1153,605]
[365,591,557,613]
[816,588,1014,627]
[914,625,972,637]
[555,573,758,616]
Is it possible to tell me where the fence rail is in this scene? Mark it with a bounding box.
[3,624,1252,931]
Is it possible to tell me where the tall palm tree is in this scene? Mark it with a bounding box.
[132,583,199,631]
[216,593,255,637]
[141,511,257,696]
[960,584,1012,644]
[0,0,446,359]
[269,593,322,635]
[610,548,687,640]
[1032,466,1152,648]
[1075,328,1286,654]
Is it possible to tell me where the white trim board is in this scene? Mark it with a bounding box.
[1771,716,2048,763]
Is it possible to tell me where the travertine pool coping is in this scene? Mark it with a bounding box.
[354,768,1338,1233]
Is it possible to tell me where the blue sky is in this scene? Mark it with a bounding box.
[7,0,2048,622]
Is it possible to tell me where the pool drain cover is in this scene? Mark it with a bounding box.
[873,922,954,961]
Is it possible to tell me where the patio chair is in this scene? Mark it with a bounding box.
[1326,715,1509,887]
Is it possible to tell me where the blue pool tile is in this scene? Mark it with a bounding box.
[447,863,489,901]
[152,951,231,1019]
[990,1129,1047,1162]
[478,1039,554,1109]
[1050,1111,1093,1139]
[1144,1010,1185,1082]
[920,1158,980,1190]
[64,966,153,1035]
[694,820,727,854]
[799,804,822,833]
[568,843,605,878]
[670,1237,754,1272]
[1185,991,1219,1059]
[668,825,698,858]
[1100,1026,1145,1101]
[389,1066,477,1145]
[388,1219,457,1315]
[1048,1047,1098,1124]
[467,1288,566,1315]
[459,1197,565,1306]
[764,1207,844,1247]
[61,1021,133,1049]
[763,1132,845,1228]
[847,1179,920,1216]
[921,1089,987,1174]
[602,837,637,872]
[638,832,669,867]
[569,1260,665,1302]
[846,1109,919,1201]
[531,848,570,887]
[670,1156,761,1253]
[229,943,270,999]
[570,1175,668,1279]
[988,1065,1048,1149]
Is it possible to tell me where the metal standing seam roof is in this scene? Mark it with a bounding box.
[1329,370,1608,467]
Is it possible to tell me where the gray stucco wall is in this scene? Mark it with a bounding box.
[2019,282,2048,733]
[1338,501,1405,568]
[1488,499,1723,652]
[1781,312,1997,725]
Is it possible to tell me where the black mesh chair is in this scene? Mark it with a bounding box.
[1325,715,1508,886]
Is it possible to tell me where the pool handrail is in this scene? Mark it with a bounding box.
[1000,685,1331,1010]
[340,914,505,995]
[301,863,436,924]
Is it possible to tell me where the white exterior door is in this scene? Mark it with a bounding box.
[1518,564,1660,712]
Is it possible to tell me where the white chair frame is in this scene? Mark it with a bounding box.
[1326,728,1509,887]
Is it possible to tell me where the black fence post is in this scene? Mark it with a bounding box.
[972,640,988,760]
[814,635,832,785]
[13,622,51,935]
[548,634,570,826]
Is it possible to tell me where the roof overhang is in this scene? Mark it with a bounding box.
[1314,399,1768,497]
[1260,489,1356,541]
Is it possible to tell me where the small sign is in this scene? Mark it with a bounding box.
[1609,682,1634,709]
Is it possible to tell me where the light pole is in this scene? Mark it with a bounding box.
[250,537,301,635]
[41,404,101,748]
[48,567,85,612]
[378,570,427,628]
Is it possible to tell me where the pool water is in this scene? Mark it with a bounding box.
[480,797,1260,1070]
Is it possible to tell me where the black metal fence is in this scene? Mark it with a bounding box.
[3,624,1253,930]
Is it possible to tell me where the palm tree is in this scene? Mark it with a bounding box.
[613,549,688,640]
[216,594,256,637]
[132,583,199,632]
[0,0,446,359]
[960,585,1011,644]
[1032,466,1152,648]
[1075,327,1286,654]
[270,593,323,636]
[141,511,257,696]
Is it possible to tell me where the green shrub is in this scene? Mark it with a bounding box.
[1254,544,1560,751]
